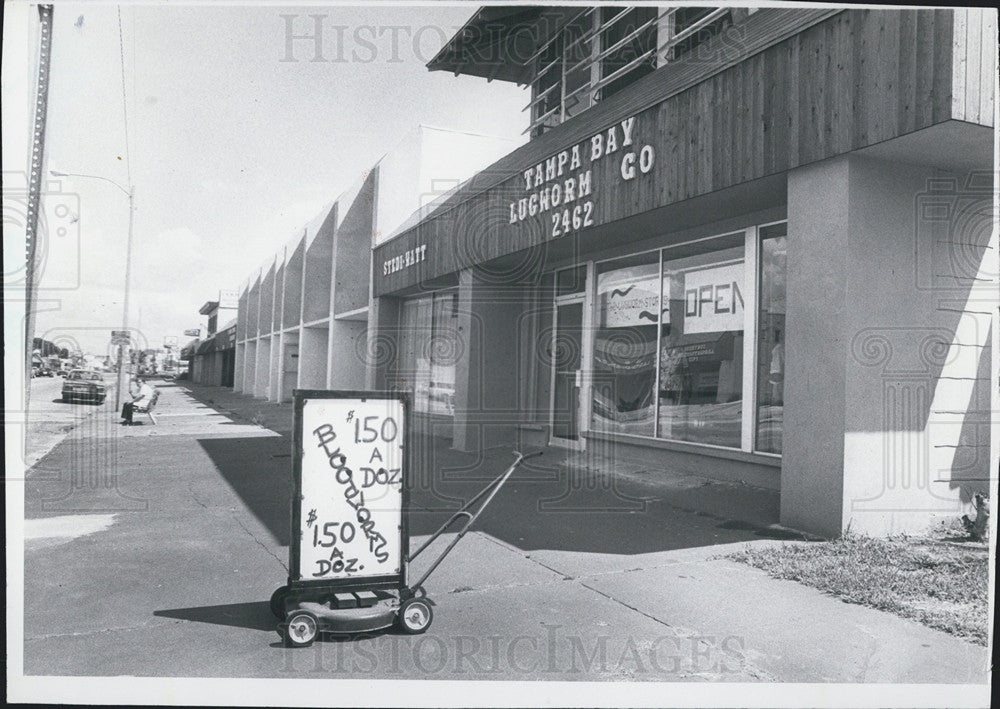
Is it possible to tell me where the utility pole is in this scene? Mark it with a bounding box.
[119,184,136,410]
[50,171,135,410]
[24,4,55,410]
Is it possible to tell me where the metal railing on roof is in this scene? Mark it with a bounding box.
[525,7,731,136]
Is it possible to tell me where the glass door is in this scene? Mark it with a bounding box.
[550,299,584,448]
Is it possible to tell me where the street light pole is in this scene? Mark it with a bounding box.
[118,185,135,411]
[49,170,135,410]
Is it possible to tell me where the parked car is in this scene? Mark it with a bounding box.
[61,370,108,404]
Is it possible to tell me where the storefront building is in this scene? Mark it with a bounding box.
[233,125,519,404]
[191,324,236,387]
[191,292,238,387]
[368,7,997,536]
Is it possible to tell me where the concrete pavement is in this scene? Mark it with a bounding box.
[18,379,990,683]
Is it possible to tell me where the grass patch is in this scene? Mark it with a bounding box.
[728,535,990,645]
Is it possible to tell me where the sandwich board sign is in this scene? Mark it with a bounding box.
[290,390,409,591]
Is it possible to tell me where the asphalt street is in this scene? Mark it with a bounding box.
[17,379,990,683]
[18,374,117,470]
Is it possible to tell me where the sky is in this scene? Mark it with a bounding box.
[15,2,528,356]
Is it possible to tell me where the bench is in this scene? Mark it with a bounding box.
[133,389,160,425]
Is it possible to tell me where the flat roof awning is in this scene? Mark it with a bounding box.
[426,6,582,83]
[180,339,199,359]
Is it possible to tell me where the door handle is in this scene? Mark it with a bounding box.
[574,370,582,388]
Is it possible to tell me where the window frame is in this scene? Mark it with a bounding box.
[752,219,789,457]
[397,287,460,420]
[584,221,787,456]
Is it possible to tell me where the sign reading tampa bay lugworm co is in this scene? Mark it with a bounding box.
[297,396,404,581]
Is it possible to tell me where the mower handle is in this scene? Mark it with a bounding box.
[406,448,543,592]
[514,449,545,461]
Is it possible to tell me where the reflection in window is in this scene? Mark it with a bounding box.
[756,227,787,453]
[590,253,661,437]
[658,245,745,447]
[397,290,458,418]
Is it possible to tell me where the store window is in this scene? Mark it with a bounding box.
[591,252,661,437]
[658,241,745,447]
[755,224,787,454]
[397,290,458,418]
[587,225,785,452]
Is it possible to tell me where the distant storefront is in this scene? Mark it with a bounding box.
[191,323,236,387]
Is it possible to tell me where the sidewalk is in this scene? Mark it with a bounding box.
[19,380,990,683]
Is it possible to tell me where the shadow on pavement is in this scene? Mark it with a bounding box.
[183,383,785,556]
[195,433,785,556]
[154,602,276,632]
[197,436,293,546]
[51,398,104,405]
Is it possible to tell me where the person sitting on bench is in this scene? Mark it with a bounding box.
[121,375,157,425]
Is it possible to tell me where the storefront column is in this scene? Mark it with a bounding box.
[328,320,367,389]
[254,336,271,399]
[365,296,400,391]
[784,154,993,537]
[234,343,244,392]
[243,340,257,394]
[452,269,525,453]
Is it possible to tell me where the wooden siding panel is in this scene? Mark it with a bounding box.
[660,99,679,204]
[833,12,855,155]
[934,8,956,123]
[771,41,790,173]
[712,71,727,191]
[861,11,880,148]
[698,81,713,195]
[806,22,824,164]
[674,89,687,203]
[981,10,997,126]
[744,56,755,182]
[951,8,968,121]
[374,8,977,296]
[915,10,936,127]
[787,35,801,171]
[965,9,982,125]
[820,18,835,160]
[761,47,776,174]
[752,51,765,177]
[721,66,735,186]
[881,12,901,143]
[897,10,918,134]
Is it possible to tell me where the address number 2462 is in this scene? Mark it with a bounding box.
[551,200,594,238]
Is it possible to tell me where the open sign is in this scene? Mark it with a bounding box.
[683,262,745,334]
